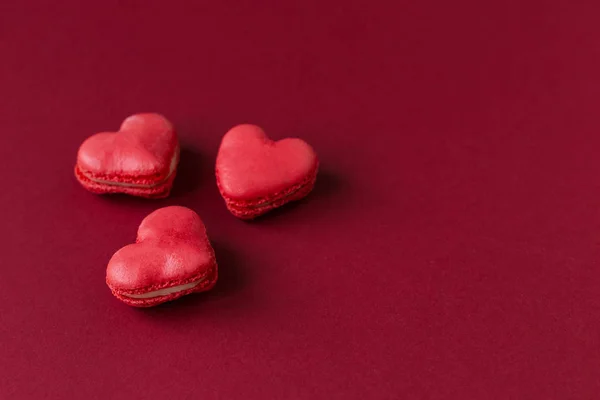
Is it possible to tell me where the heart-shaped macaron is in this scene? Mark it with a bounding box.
[75,113,179,198]
[106,206,218,307]
[216,124,318,219]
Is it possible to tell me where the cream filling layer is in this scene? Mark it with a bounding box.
[123,278,205,299]
[83,149,179,189]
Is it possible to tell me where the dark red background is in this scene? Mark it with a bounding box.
[2,0,599,398]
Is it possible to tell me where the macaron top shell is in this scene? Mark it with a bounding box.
[106,206,215,293]
[77,113,178,180]
[216,124,318,200]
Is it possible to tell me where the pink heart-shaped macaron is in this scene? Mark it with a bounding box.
[216,124,319,219]
[75,113,179,198]
[106,206,218,307]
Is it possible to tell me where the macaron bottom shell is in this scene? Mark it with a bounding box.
[107,264,218,307]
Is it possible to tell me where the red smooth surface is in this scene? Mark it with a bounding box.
[1,1,599,398]
[216,124,317,200]
[106,206,217,307]
[77,113,177,180]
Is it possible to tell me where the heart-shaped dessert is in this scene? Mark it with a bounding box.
[106,206,218,307]
[75,113,179,198]
[216,124,318,219]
